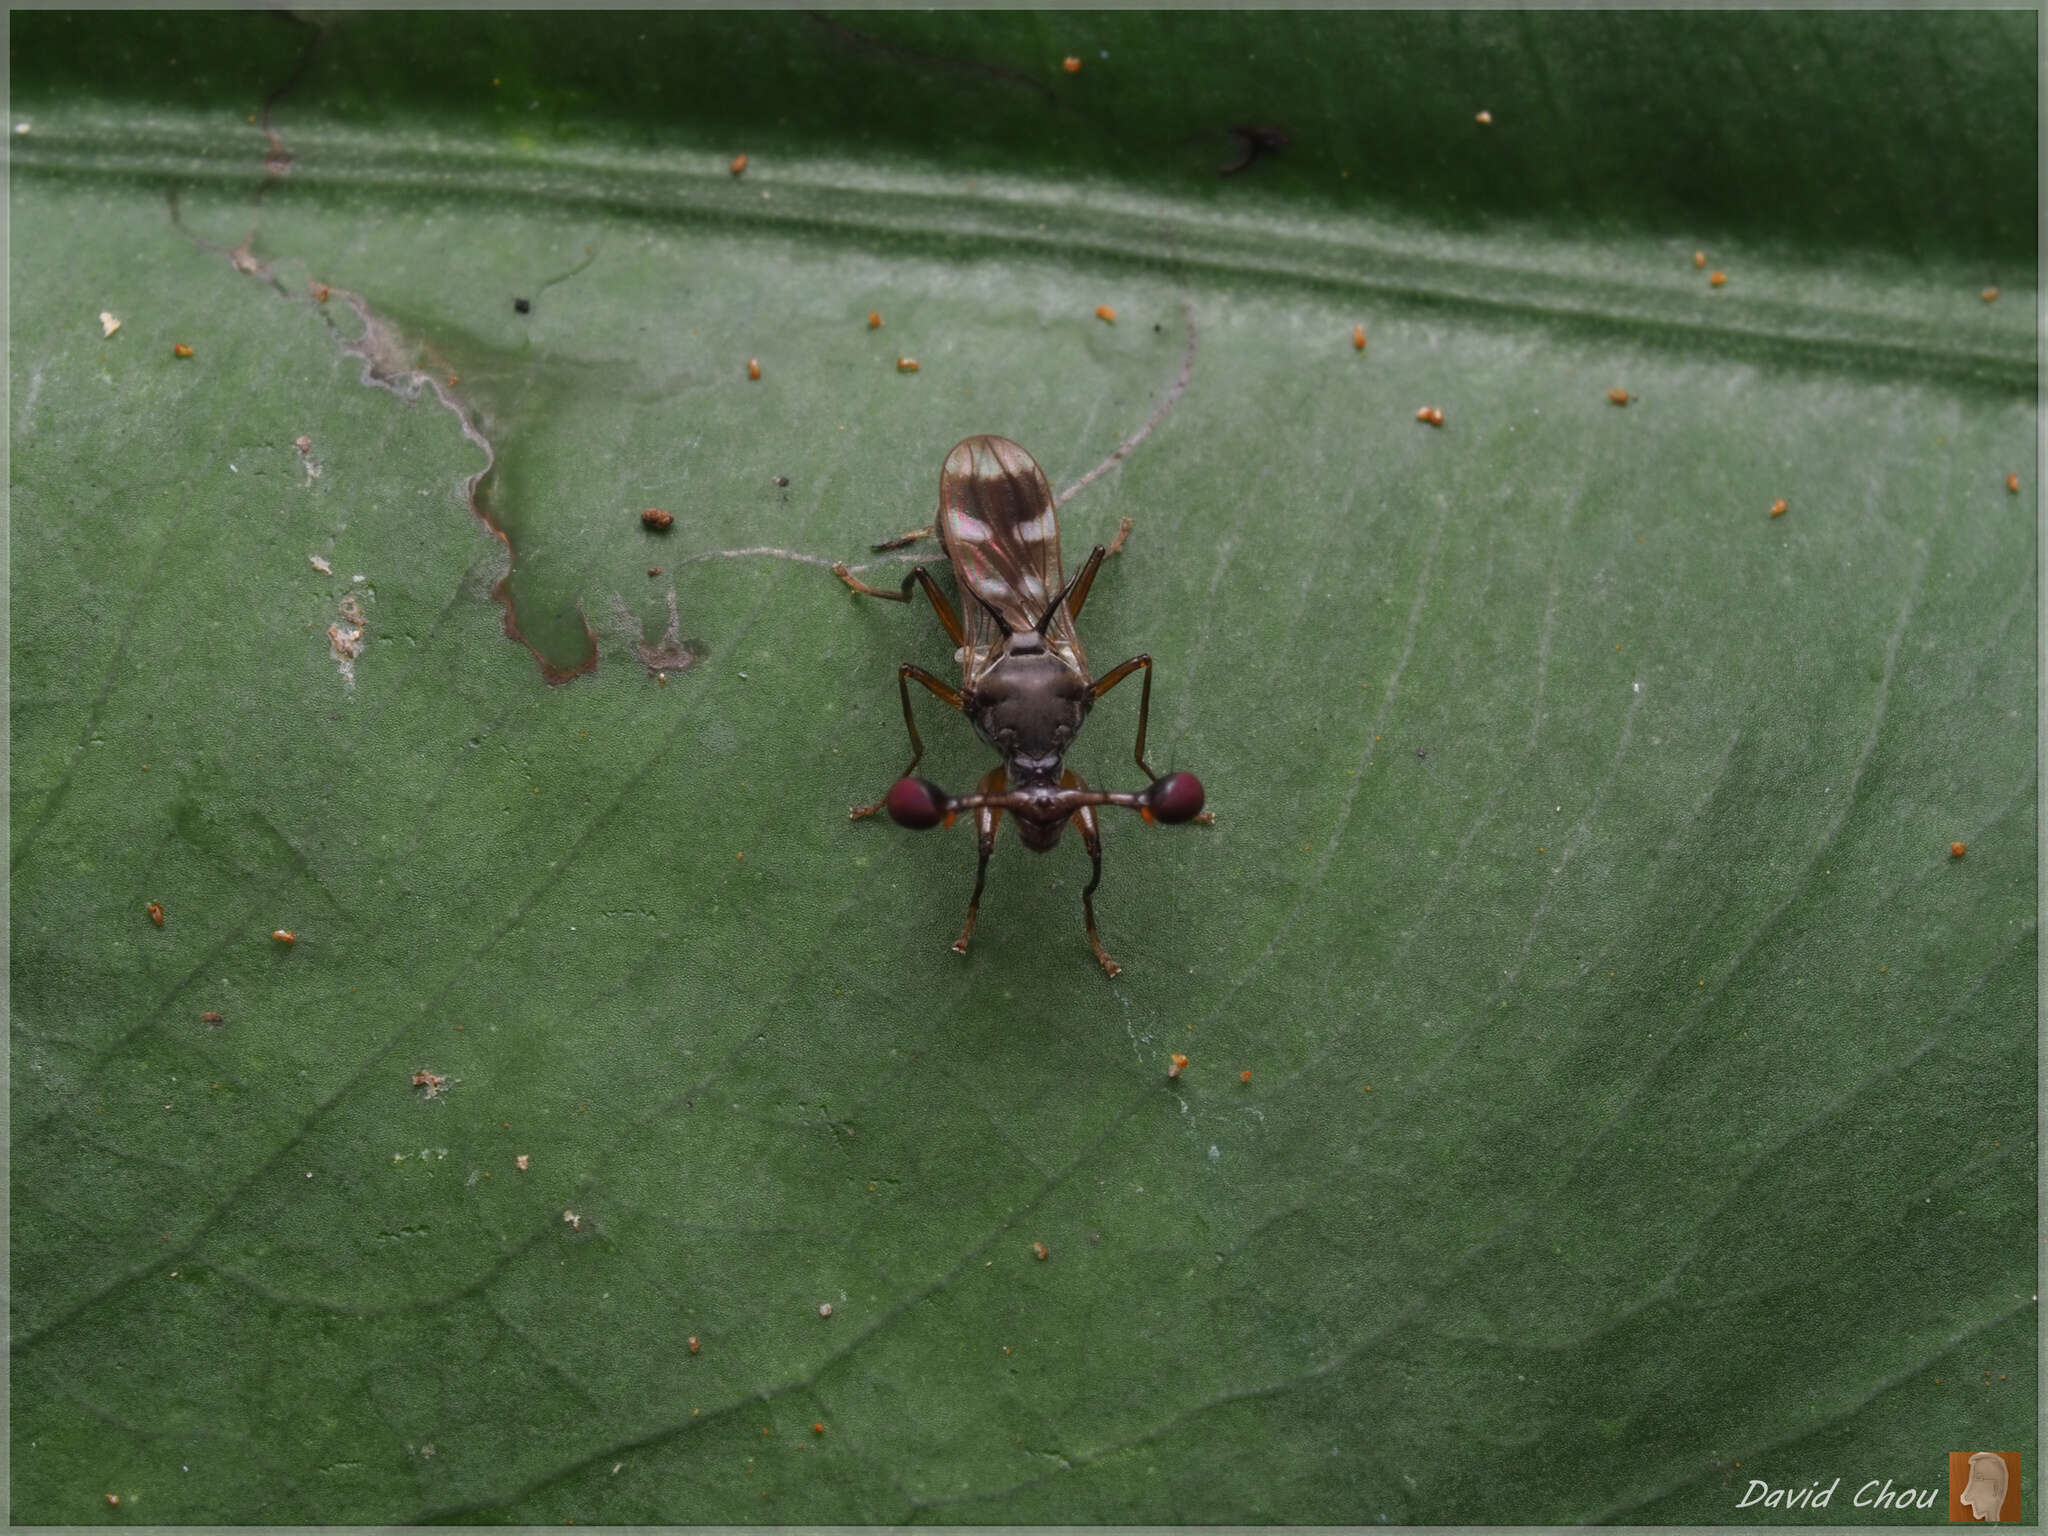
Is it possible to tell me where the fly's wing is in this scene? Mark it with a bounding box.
[937,436,1069,678]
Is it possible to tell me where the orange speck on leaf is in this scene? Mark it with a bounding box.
[2006,473,2020,494]
[1415,406,1444,426]
[813,1421,825,1434]
[896,357,919,373]
[272,929,295,944]
[1240,1069,1253,1083]
[1693,251,1707,269]
[1769,498,1788,517]
[1709,270,1728,288]
[1168,1052,1189,1080]
[729,153,748,177]
[173,342,195,358]
[867,310,881,329]
[1981,286,1999,303]
[1063,55,1082,73]
[148,902,165,926]
[641,507,674,531]
[1607,387,1630,406]
[1352,323,1367,352]
[1032,1241,1049,1260]
[1094,304,1116,323]
[1951,841,1967,859]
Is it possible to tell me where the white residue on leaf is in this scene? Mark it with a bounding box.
[99,311,121,337]
[328,624,362,687]
[327,584,370,690]
[310,554,332,575]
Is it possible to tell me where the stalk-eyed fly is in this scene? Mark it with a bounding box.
[834,435,1207,976]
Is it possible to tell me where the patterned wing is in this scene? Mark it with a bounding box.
[937,436,1070,679]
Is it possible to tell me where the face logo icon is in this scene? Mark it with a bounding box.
[1950,1452,2020,1523]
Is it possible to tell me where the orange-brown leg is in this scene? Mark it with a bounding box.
[1091,653,1157,777]
[1064,770,1121,978]
[952,764,1007,955]
[850,664,965,819]
[832,562,967,647]
[1062,521,1134,623]
[1093,653,1214,823]
[871,524,935,552]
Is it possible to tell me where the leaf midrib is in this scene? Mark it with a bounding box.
[13,110,2035,394]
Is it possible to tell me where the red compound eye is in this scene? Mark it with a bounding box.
[885,777,949,830]
[1146,772,1205,824]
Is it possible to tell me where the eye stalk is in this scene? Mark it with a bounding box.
[884,771,1205,825]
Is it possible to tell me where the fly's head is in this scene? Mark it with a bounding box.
[967,636,1091,847]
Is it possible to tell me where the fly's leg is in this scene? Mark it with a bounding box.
[1091,654,1157,776]
[952,765,1007,956]
[839,560,971,819]
[831,563,967,647]
[1065,771,1121,978]
[850,665,964,819]
[1043,520,1134,627]
[1093,654,1215,823]
[871,525,935,552]
[1063,522,1133,623]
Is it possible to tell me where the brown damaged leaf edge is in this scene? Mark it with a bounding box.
[169,195,600,684]
[176,41,603,685]
[316,279,602,685]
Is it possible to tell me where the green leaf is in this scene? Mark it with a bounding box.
[11,11,2034,1524]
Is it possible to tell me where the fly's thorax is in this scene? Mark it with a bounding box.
[1000,775,1075,853]
[1014,805,1069,852]
[965,639,1091,781]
